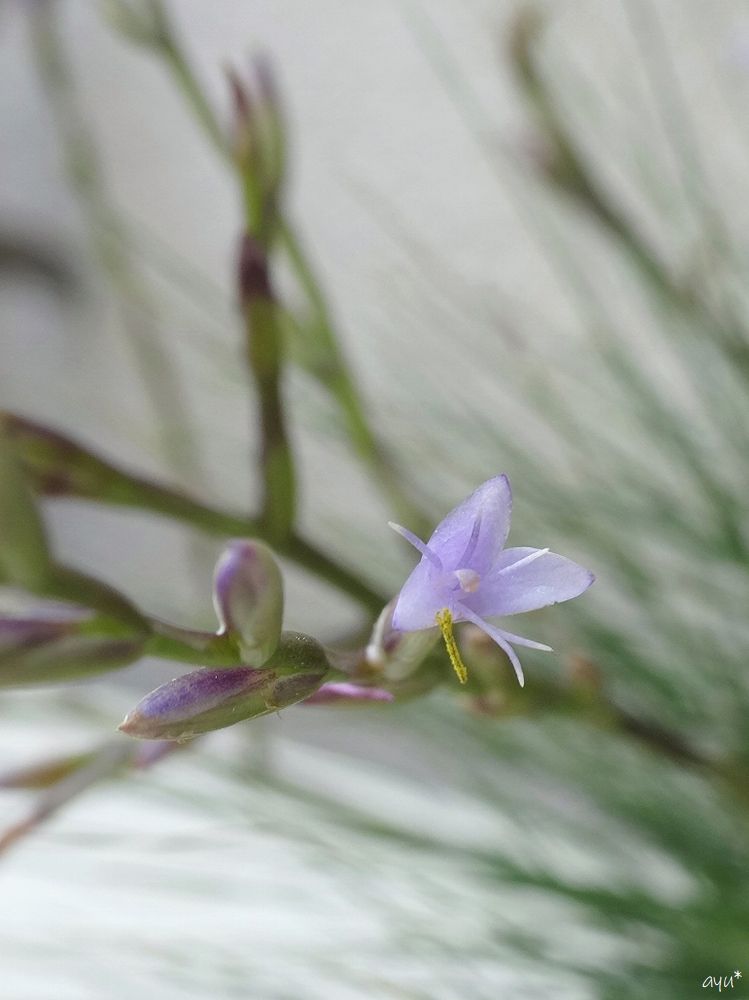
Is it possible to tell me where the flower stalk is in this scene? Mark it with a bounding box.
[106,0,427,533]
[3,412,385,612]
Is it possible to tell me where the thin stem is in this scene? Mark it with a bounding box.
[406,4,747,560]
[28,2,206,493]
[156,17,227,153]
[238,234,297,542]
[125,1,426,532]
[5,412,386,612]
[280,220,428,531]
[510,6,749,371]
[0,739,185,856]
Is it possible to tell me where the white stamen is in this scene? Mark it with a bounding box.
[454,568,481,593]
[388,522,443,569]
[493,626,552,652]
[457,604,527,687]
[496,547,549,575]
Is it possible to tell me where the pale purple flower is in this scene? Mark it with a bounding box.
[389,475,594,686]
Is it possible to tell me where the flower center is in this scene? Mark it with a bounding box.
[454,568,481,593]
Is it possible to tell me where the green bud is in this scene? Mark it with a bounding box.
[119,631,329,741]
[366,599,437,681]
[0,613,147,688]
[212,539,283,666]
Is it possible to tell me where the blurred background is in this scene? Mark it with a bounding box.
[1,1,748,997]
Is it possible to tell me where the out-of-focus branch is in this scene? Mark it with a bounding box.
[405,3,747,561]
[0,230,76,291]
[509,9,677,296]
[237,228,296,543]
[508,7,749,368]
[4,412,386,611]
[0,422,53,591]
[104,0,428,534]
[28,2,206,489]
[0,739,184,856]
[462,632,749,804]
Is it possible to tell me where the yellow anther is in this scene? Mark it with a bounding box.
[435,608,468,685]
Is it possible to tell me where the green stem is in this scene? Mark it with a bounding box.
[283,533,385,613]
[157,27,226,153]
[125,2,425,531]
[5,412,386,612]
[238,237,296,544]
[280,221,428,532]
[0,425,53,590]
[45,564,148,632]
[145,619,239,665]
[509,7,749,371]
[0,742,134,856]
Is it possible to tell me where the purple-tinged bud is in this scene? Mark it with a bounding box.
[212,539,283,666]
[0,616,71,651]
[237,233,273,304]
[303,683,394,706]
[120,631,328,741]
[119,666,326,741]
[0,613,146,688]
[227,66,255,165]
[254,53,280,114]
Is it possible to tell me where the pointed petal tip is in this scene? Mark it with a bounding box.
[482,473,512,506]
[389,521,442,569]
[117,712,138,735]
[118,709,157,740]
[494,473,512,506]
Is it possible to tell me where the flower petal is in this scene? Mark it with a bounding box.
[427,475,512,573]
[391,559,447,631]
[471,547,594,617]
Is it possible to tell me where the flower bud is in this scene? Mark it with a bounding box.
[366,600,437,681]
[0,613,146,688]
[120,631,329,741]
[212,539,283,666]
